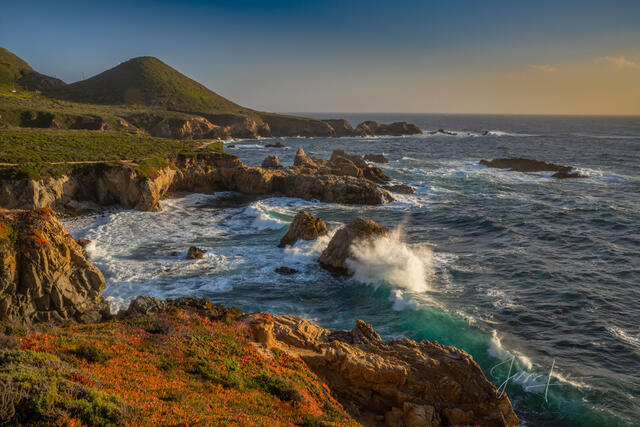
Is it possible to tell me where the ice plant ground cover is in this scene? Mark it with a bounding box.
[0,309,356,426]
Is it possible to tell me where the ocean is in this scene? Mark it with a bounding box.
[64,114,640,426]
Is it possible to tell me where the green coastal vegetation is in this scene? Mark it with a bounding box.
[0,46,325,145]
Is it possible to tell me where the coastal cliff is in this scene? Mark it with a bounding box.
[0,208,109,324]
[0,150,393,212]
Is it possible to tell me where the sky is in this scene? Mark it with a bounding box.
[1,0,639,115]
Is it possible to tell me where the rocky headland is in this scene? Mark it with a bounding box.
[0,148,396,213]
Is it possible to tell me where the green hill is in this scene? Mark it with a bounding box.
[51,56,260,119]
[0,47,65,91]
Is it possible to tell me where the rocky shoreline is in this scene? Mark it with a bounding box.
[0,207,518,426]
[0,148,396,213]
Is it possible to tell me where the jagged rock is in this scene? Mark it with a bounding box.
[292,148,390,184]
[170,251,179,256]
[125,295,168,316]
[244,314,518,427]
[265,141,286,148]
[261,155,282,169]
[364,153,389,163]
[428,129,457,136]
[354,121,422,137]
[382,184,416,194]
[318,217,389,275]
[264,117,335,137]
[323,119,355,137]
[186,246,205,259]
[274,266,299,275]
[76,238,91,248]
[0,208,109,324]
[278,210,328,248]
[480,158,588,178]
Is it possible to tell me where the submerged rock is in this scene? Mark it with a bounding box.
[265,141,286,148]
[186,246,205,260]
[318,217,389,275]
[245,314,519,427]
[364,153,389,163]
[261,155,281,169]
[0,208,109,324]
[274,266,299,275]
[480,157,588,178]
[278,210,328,248]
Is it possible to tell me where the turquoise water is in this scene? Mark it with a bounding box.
[65,114,640,426]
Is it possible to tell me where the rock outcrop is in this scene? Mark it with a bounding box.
[291,148,391,184]
[479,158,588,178]
[150,116,226,140]
[428,129,457,136]
[382,184,416,195]
[318,217,389,275]
[323,119,355,137]
[0,150,395,213]
[245,314,519,427]
[261,155,282,169]
[0,163,175,212]
[364,153,389,163]
[0,208,109,324]
[186,246,205,260]
[278,210,328,248]
[354,121,422,137]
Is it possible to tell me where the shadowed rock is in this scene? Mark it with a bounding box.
[265,141,286,148]
[480,158,588,178]
[322,119,354,137]
[0,208,109,324]
[364,153,389,163]
[318,217,389,275]
[278,210,328,248]
[382,184,415,194]
[274,266,299,275]
[186,246,205,259]
[354,121,422,137]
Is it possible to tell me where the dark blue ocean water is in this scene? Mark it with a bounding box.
[66,114,640,426]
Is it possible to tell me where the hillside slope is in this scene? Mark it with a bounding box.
[51,56,259,119]
[0,47,65,91]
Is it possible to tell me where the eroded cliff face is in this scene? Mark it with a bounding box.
[245,313,519,427]
[0,149,393,213]
[0,208,109,324]
[0,164,176,212]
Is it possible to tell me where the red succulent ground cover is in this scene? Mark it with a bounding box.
[12,309,358,426]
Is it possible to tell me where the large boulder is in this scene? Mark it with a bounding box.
[244,314,519,427]
[292,148,390,184]
[318,217,389,275]
[278,210,328,248]
[382,184,416,194]
[0,208,109,324]
[480,158,588,178]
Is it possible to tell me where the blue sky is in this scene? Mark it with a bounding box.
[2,0,639,114]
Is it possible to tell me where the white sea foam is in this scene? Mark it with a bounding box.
[346,226,434,293]
[607,326,640,349]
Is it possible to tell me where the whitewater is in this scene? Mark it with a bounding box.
[64,113,640,426]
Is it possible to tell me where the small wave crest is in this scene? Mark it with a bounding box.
[346,226,433,293]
